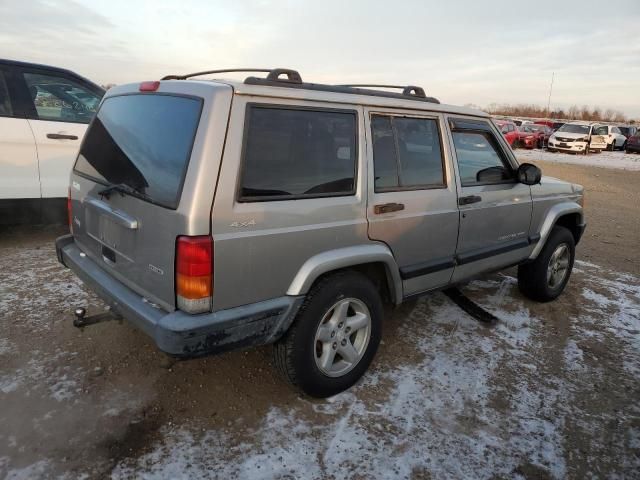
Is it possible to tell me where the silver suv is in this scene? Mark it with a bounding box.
[55,68,585,397]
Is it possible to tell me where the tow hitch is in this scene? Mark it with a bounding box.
[73,307,121,329]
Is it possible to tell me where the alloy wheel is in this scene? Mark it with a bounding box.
[314,298,371,377]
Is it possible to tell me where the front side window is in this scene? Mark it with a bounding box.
[452,131,514,186]
[0,71,13,117]
[23,72,102,123]
[240,106,357,200]
[371,114,445,192]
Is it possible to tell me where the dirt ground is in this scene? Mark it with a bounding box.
[0,159,639,479]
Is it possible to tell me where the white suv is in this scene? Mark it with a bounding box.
[594,125,627,151]
[0,59,104,225]
[548,122,607,154]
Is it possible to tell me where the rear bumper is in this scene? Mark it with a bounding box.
[55,234,304,357]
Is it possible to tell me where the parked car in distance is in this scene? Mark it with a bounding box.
[495,120,519,147]
[548,122,607,154]
[56,68,585,398]
[0,59,104,225]
[534,120,564,131]
[625,131,640,153]
[594,125,628,150]
[516,124,552,149]
[618,125,638,139]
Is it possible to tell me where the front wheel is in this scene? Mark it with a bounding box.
[273,271,382,398]
[518,226,575,302]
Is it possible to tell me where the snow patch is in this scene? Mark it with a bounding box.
[516,149,640,171]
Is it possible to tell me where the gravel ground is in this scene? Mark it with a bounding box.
[0,159,639,479]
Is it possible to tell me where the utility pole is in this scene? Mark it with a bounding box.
[546,72,554,118]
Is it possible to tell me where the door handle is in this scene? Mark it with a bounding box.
[47,133,79,140]
[374,202,405,214]
[458,195,482,205]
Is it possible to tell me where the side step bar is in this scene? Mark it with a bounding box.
[443,288,499,325]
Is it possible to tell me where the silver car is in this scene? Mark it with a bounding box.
[56,68,585,397]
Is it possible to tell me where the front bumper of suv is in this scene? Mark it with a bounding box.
[55,234,303,357]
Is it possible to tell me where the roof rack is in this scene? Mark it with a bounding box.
[336,84,427,98]
[161,68,272,81]
[162,67,440,104]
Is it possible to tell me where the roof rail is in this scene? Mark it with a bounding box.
[162,67,440,104]
[161,68,272,81]
[336,84,427,98]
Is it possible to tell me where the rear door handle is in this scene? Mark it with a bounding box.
[374,202,405,214]
[47,133,79,140]
[458,195,482,205]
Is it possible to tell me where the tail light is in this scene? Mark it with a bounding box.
[176,236,213,314]
[67,187,72,232]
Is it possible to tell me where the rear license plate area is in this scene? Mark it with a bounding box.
[102,245,116,264]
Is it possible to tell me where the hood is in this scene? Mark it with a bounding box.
[552,131,588,139]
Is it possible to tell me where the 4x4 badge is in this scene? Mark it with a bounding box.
[230,219,256,228]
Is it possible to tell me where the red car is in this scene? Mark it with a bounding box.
[626,132,640,153]
[495,120,519,147]
[516,124,553,149]
[534,120,565,131]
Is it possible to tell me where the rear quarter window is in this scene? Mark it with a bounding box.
[239,105,357,201]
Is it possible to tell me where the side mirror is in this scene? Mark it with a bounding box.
[517,163,541,185]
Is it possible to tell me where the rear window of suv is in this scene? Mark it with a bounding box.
[74,94,202,209]
[239,105,357,201]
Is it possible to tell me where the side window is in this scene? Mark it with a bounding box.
[23,72,101,123]
[239,106,357,200]
[0,71,13,117]
[592,125,607,136]
[371,114,445,192]
[452,131,514,186]
[612,127,621,134]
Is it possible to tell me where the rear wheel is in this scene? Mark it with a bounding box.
[518,226,575,302]
[273,271,382,398]
[607,141,615,151]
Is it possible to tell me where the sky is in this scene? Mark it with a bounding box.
[1,0,639,117]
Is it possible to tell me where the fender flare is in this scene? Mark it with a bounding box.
[529,202,584,259]
[286,244,403,304]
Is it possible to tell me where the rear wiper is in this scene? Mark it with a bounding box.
[98,183,150,201]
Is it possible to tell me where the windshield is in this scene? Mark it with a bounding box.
[557,124,590,134]
[74,94,202,209]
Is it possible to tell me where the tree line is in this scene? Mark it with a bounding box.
[471,103,632,124]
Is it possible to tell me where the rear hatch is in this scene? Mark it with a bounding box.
[69,81,232,311]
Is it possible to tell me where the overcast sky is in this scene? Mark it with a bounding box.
[1,0,638,116]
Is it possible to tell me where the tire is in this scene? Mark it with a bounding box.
[273,271,382,398]
[518,226,575,302]
[607,141,614,151]
[621,141,627,151]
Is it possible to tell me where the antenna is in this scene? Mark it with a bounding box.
[546,72,554,118]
